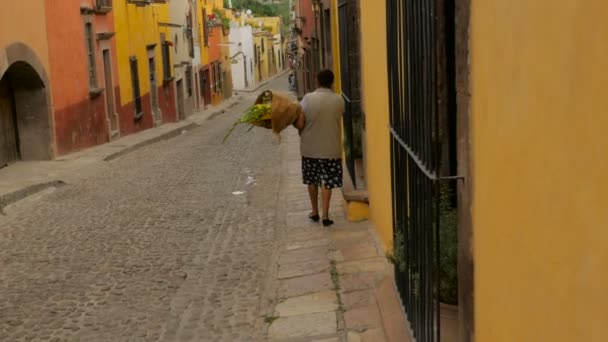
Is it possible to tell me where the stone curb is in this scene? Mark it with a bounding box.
[0,180,66,212]
[103,122,200,161]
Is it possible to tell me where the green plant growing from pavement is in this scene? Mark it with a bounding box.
[329,259,345,313]
[264,315,279,324]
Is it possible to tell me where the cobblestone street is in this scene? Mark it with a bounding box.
[0,77,291,342]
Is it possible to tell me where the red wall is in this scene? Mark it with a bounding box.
[45,0,119,155]
[299,0,315,40]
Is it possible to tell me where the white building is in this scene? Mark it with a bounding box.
[169,0,196,119]
[229,23,255,91]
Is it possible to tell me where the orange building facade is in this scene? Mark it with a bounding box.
[46,0,120,155]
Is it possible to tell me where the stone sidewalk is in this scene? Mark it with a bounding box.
[266,129,412,342]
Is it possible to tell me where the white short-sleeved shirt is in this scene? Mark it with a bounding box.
[299,88,345,159]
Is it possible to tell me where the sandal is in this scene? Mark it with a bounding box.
[308,214,320,222]
[322,219,334,227]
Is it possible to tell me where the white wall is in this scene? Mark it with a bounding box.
[170,0,195,116]
[229,24,255,90]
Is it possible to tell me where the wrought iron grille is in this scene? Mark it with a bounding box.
[96,0,112,9]
[338,0,362,187]
[387,0,440,340]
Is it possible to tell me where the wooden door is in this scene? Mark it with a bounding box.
[0,79,19,167]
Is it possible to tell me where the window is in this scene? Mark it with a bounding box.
[203,8,209,47]
[198,70,207,98]
[261,38,265,53]
[161,34,172,81]
[186,66,193,97]
[253,44,258,63]
[130,57,142,118]
[212,62,217,93]
[217,63,223,92]
[186,11,194,58]
[96,0,112,9]
[85,23,97,88]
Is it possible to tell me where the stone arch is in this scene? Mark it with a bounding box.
[0,42,53,164]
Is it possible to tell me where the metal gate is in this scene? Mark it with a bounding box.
[387,0,443,340]
[338,0,361,187]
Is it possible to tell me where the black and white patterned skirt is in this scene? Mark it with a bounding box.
[301,157,343,189]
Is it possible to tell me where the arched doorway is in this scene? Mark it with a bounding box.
[0,44,52,166]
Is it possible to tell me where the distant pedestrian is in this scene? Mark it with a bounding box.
[293,70,345,227]
[288,72,296,92]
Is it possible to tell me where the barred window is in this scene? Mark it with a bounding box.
[84,23,97,88]
[130,56,142,118]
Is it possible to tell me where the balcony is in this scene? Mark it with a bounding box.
[95,0,112,14]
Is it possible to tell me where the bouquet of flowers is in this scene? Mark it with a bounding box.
[223,90,301,143]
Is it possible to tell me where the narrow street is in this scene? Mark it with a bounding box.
[0,76,291,342]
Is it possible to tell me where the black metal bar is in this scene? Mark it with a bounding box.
[389,126,464,181]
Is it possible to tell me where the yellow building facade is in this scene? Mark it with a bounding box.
[245,17,282,35]
[114,1,175,130]
[472,0,608,340]
[253,32,271,82]
[344,0,608,340]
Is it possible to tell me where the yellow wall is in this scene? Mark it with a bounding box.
[114,2,170,105]
[471,1,608,341]
[245,17,282,35]
[0,1,50,75]
[197,0,209,66]
[358,0,392,248]
[254,34,270,81]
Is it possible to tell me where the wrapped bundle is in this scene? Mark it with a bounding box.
[223,90,301,143]
[256,91,301,135]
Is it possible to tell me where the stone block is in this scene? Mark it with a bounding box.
[278,259,329,279]
[342,290,376,310]
[278,273,334,299]
[268,312,337,341]
[278,246,329,265]
[341,272,385,292]
[344,305,382,332]
[337,258,389,275]
[275,291,338,317]
[375,277,413,342]
[286,238,331,251]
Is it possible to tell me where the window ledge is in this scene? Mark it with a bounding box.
[89,88,104,99]
[95,7,112,14]
[163,76,174,84]
[80,6,95,15]
[134,112,144,121]
[341,160,369,204]
[96,32,115,41]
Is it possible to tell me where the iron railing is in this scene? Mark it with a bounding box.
[387,0,440,340]
[338,0,362,188]
[341,93,360,188]
[96,0,112,9]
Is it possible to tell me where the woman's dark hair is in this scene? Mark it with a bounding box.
[317,70,334,88]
